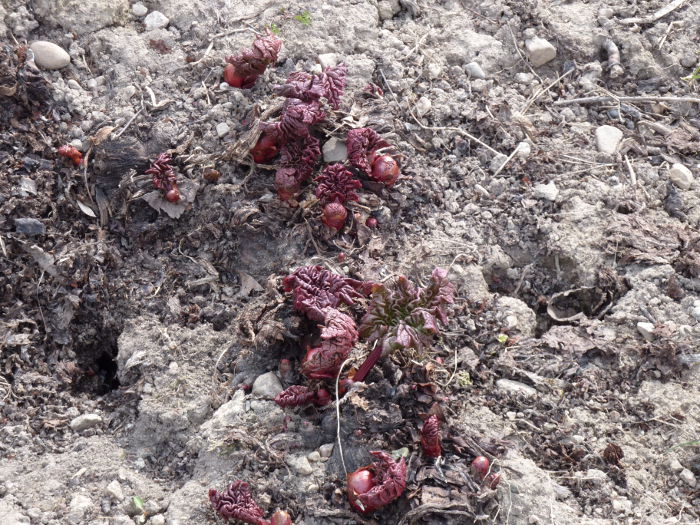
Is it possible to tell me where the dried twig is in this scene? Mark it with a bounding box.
[619,0,690,25]
[554,95,700,106]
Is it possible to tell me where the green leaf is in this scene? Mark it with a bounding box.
[496,334,509,344]
[294,10,312,25]
[132,496,145,514]
[268,23,281,35]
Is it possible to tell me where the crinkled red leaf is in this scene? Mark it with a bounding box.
[283,266,371,323]
[209,481,268,525]
[274,385,316,408]
[278,99,325,139]
[301,308,357,379]
[274,134,320,201]
[274,71,325,102]
[348,451,406,514]
[315,164,362,205]
[321,63,348,110]
[146,152,179,196]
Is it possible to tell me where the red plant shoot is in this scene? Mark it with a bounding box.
[224,30,282,89]
[209,481,268,525]
[251,132,280,163]
[347,451,407,514]
[275,385,329,408]
[315,164,362,204]
[470,456,490,480]
[420,415,442,458]
[300,308,358,379]
[57,145,82,166]
[347,128,401,186]
[269,510,293,525]
[321,202,347,230]
[146,152,181,203]
[371,154,400,186]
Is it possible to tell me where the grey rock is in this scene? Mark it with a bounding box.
[131,2,148,17]
[414,96,431,118]
[595,125,623,154]
[668,458,684,473]
[464,61,486,79]
[307,451,321,462]
[322,137,348,163]
[317,53,338,69]
[679,468,697,487]
[112,516,136,525]
[29,41,70,70]
[668,163,693,190]
[524,37,557,67]
[496,379,537,397]
[319,443,334,458]
[498,296,536,336]
[144,11,169,31]
[105,480,124,501]
[215,122,230,138]
[449,264,489,303]
[70,413,103,431]
[286,454,314,476]
[68,494,92,520]
[14,218,45,235]
[533,181,558,201]
[149,516,166,525]
[251,372,283,399]
[636,322,655,342]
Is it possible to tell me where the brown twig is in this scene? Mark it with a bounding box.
[619,0,690,25]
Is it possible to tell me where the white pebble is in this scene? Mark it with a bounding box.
[70,413,103,431]
[251,371,283,399]
[29,41,71,70]
[286,454,314,476]
[679,468,697,488]
[668,163,694,190]
[144,11,169,31]
[524,37,557,67]
[322,137,347,163]
[636,322,655,342]
[319,443,334,458]
[668,458,684,473]
[105,480,124,501]
[464,61,486,79]
[516,141,531,158]
[595,125,623,154]
[131,2,148,17]
[317,53,338,69]
[216,122,230,138]
[414,96,431,118]
[533,181,558,201]
[496,379,537,397]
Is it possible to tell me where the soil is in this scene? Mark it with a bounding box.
[1,1,700,524]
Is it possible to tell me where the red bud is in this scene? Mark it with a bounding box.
[471,456,490,480]
[322,202,348,230]
[371,155,400,186]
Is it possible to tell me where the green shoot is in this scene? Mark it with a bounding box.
[294,10,312,25]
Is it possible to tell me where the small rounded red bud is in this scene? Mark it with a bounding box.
[365,217,378,228]
[202,167,221,183]
[223,63,244,88]
[338,378,355,396]
[322,202,348,230]
[371,155,400,186]
[471,456,490,480]
[484,473,501,489]
[279,358,292,375]
[337,252,346,262]
[165,188,181,203]
[251,133,280,163]
[347,469,376,513]
[270,510,293,525]
[314,388,331,406]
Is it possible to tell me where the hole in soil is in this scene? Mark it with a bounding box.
[73,338,120,395]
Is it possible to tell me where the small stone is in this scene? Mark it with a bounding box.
[515,72,534,83]
[67,79,82,91]
[131,2,148,17]
[143,11,169,31]
[317,53,338,69]
[285,454,314,476]
[251,372,283,399]
[496,379,537,397]
[69,494,92,518]
[414,96,431,117]
[679,468,697,487]
[322,137,348,163]
[69,413,103,431]
[516,141,531,158]
[668,163,693,190]
[668,458,684,473]
[319,443,334,458]
[106,480,124,501]
[636,322,655,342]
[533,181,558,201]
[215,122,230,138]
[29,41,70,70]
[149,515,165,525]
[612,498,632,513]
[489,153,508,173]
[14,218,45,235]
[111,516,136,525]
[427,62,443,79]
[524,37,557,67]
[307,451,321,462]
[87,78,98,89]
[595,125,623,154]
[464,62,486,79]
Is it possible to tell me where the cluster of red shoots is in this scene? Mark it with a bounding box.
[273,265,371,410]
[146,152,180,203]
[209,481,292,525]
[57,145,82,166]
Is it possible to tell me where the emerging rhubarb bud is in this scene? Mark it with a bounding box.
[347,451,406,514]
[146,152,181,203]
[251,132,280,163]
[322,202,348,230]
[270,510,293,525]
[370,155,400,186]
[420,415,442,458]
[470,456,490,480]
[224,30,282,89]
[209,481,268,525]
